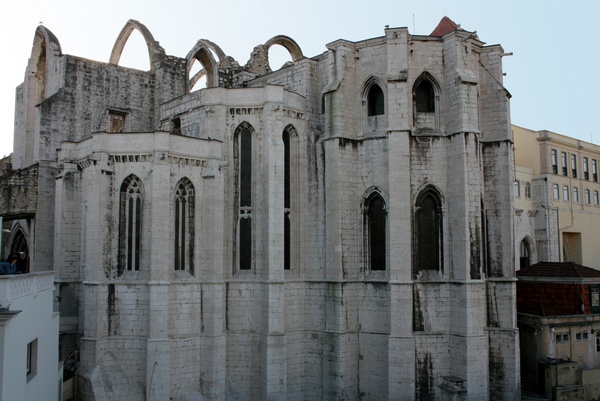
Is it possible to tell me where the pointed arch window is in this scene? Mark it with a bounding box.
[234,123,254,271]
[520,239,531,269]
[367,84,384,116]
[175,178,195,274]
[415,189,443,272]
[365,192,387,271]
[415,79,435,112]
[119,175,143,273]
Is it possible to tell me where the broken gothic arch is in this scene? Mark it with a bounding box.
[186,40,226,90]
[109,19,166,69]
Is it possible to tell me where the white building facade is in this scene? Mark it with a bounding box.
[0,272,60,401]
[0,17,519,401]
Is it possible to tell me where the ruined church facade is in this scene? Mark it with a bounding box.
[1,17,519,400]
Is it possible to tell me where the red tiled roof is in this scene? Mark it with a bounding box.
[430,16,460,37]
[517,262,600,279]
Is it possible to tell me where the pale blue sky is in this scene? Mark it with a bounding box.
[1,0,598,157]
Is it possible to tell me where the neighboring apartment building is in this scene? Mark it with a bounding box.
[517,262,600,400]
[0,272,60,401]
[0,17,519,400]
[513,125,600,270]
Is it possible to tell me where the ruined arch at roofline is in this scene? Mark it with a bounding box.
[264,35,304,62]
[109,19,165,68]
[186,40,224,89]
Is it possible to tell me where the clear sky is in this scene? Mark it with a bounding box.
[0,0,598,157]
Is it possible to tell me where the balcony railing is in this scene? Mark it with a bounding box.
[0,271,54,308]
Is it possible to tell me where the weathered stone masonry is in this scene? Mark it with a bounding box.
[1,17,519,401]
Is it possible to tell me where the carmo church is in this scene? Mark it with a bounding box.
[0,16,519,401]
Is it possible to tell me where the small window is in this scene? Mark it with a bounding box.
[109,110,126,133]
[571,154,578,178]
[524,182,531,199]
[564,185,570,201]
[367,84,384,116]
[514,181,521,198]
[594,160,598,182]
[562,152,568,176]
[553,184,560,200]
[576,331,589,341]
[26,339,38,379]
[596,332,600,352]
[584,157,589,180]
[556,333,569,343]
[595,191,599,206]
[171,117,181,135]
[415,79,435,112]
[551,149,558,174]
[586,189,591,204]
[573,187,579,203]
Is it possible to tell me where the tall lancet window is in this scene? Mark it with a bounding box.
[283,125,298,270]
[235,123,254,270]
[175,178,195,274]
[283,128,291,270]
[365,192,387,271]
[119,175,143,273]
[415,188,443,272]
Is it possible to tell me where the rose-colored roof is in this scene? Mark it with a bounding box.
[430,16,460,37]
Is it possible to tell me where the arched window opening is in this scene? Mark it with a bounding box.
[10,227,29,274]
[119,175,143,274]
[553,184,560,200]
[525,182,531,199]
[367,84,385,116]
[234,123,253,271]
[365,193,387,271]
[415,189,443,272]
[283,125,299,271]
[175,178,195,274]
[573,187,579,203]
[415,79,435,112]
[520,239,531,269]
[514,180,521,198]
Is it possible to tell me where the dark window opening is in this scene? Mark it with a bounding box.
[239,217,252,270]
[175,178,195,273]
[119,175,142,273]
[519,240,530,269]
[235,124,253,271]
[366,193,386,270]
[593,160,598,182]
[240,129,252,208]
[416,191,442,271]
[171,117,181,135]
[415,80,435,112]
[283,130,291,270]
[367,84,384,116]
[572,154,578,178]
[551,149,558,174]
[584,157,589,180]
[562,152,568,176]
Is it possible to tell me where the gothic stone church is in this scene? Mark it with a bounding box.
[0,16,519,401]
